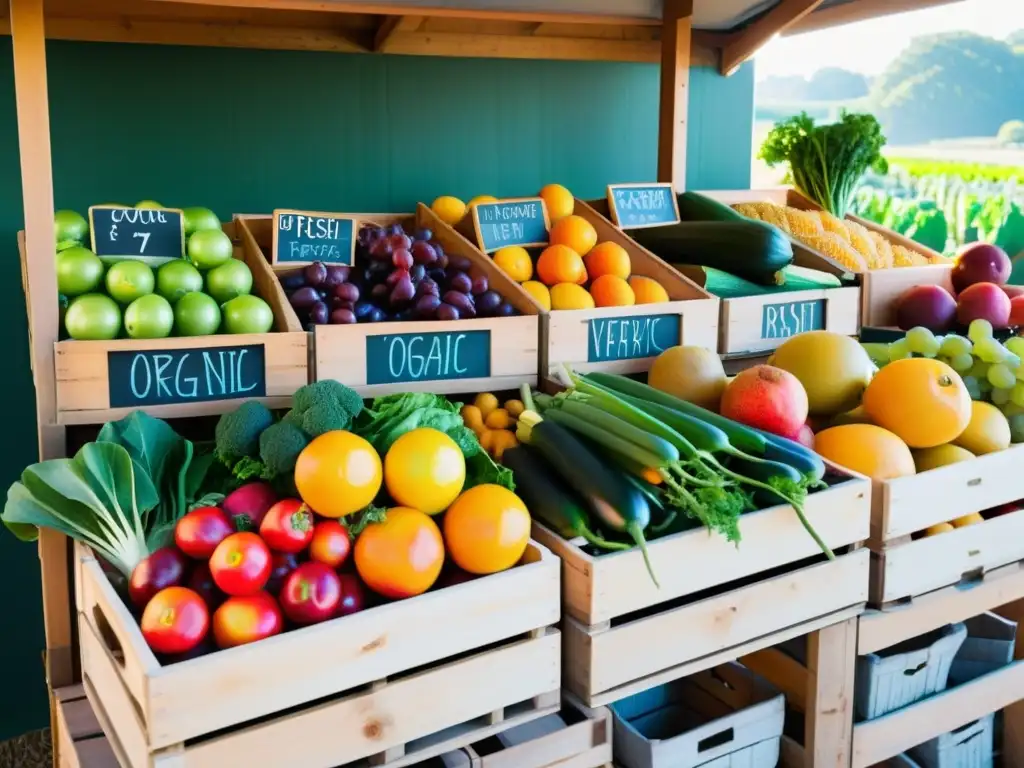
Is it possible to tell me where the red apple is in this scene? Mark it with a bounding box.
[957,282,1012,328]
[896,284,957,332]
[952,243,1011,293]
[1010,296,1024,327]
[720,365,809,438]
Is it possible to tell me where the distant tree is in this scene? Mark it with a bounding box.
[870,32,1024,144]
[806,67,870,100]
[1008,30,1024,47]
[758,74,810,101]
[998,119,1024,145]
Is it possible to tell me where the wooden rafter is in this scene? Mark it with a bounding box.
[784,0,959,36]
[373,14,422,52]
[719,0,825,76]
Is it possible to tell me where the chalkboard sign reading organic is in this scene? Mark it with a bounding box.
[588,314,680,363]
[272,210,357,266]
[472,198,550,253]
[761,299,825,340]
[606,184,680,229]
[366,330,490,385]
[89,206,186,263]
[107,344,266,408]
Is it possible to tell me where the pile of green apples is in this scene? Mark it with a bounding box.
[54,205,275,341]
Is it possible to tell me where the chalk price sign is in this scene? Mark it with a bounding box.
[588,314,681,363]
[472,198,550,254]
[89,206,186,263]
[272,210,357,266]
[761,299,826,340]
[606,183,680,229]
[107,344,266,408]
[365,330,491,386]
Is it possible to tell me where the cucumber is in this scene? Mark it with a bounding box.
[614,392,733,455]
[630,220,793,286]
[677,191,749,223]
[752,428,827,483]
[502,446,630,552]
[558,399,680,465]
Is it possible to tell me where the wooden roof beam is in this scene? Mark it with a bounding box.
[783,0,959,36]
[374,14,423,52]
[719,0,824,76]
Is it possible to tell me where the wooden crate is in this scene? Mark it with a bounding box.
[237,204,541,398]
[531,473,872,706]
[27,223,309,425]
[703,187,953,330]
[591,195,861,357]
[451,704,612,768]
[54,684,119,768]
[75,541,561,768]
[862,443,1024,606]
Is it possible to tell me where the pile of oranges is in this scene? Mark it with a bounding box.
[430,185,671,312]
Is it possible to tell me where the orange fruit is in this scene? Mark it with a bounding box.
[468,195,498,209]
[539,184,575,222]
[521,281,551,310]
[550,283,595,310]
[550,215,598,256]
[295,431,382,518]
[354,508,444,599]
[629,276,670,304]
[493,246,533,282]
[430,196,466,226]
[537,244,585,286]
[585,242,631,280]
[862,358,972,448]
[813,424,916,480]
[384,427,466,515]
[442,485,531,574]
[590,274,636,308]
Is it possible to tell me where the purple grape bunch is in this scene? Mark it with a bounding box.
[284,222,517,326]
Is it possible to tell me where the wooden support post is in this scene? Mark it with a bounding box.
[720,0,825,76]
[373,15,423,53]
[657,0,691,191]
[998,598,1024,760]
[805,618,857,767]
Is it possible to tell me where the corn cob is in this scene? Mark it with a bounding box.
[892,245,930,267]
[745,202,790,232]
[818,211,852,242]
[869,232,894,269]
[783,207,824,238]
[797,232,867,273]
[843,220,880,266]
[732,203,764,220]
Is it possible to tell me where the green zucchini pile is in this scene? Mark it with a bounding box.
[505,374,832,586]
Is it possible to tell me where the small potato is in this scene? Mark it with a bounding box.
[460,404,484,430]
[504,399,525,418]
[485,408,511,430]
[490,430,519,461]
[478,429,496,453]
[474,392,499,418]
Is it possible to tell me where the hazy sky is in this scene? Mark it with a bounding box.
[756,0,1024,79]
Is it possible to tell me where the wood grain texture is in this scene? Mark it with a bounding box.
[720,0,825,76]
[806,619,856,767]
[657,0,691,189]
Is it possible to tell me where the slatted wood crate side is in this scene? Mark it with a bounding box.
[54,684,120,768]
[461,707,612,768]
[532,474,871,626]
[76,541,560,750]
[562,549,870,704]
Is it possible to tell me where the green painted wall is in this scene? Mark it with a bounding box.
[0,40,754,741]
[687,62,756,191]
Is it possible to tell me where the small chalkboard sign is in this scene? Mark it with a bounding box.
[761,299,826,340]
[588,314,680,363]
[89,205,186,264]
[272,210,357,267]
[606,183,680,229]
[472,198,550,254]
[107,344,266,408]
[366,330,490,385]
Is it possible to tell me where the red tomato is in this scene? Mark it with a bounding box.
[129,547,187,609]
[260,499,315,554]
[209,532,271,596]
[309,521,351,568]
[186,562,224,611]
[280,562,341,625]
[212,592,283,649]
[175,506,234,559]
[140,587,209,655]
[354,507,445,599]
[265,552,300,596]
[336,572,368,617]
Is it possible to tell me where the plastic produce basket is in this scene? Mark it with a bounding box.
[856,623,967,721]
[610,663,784,768]
[948,612,1018,687]
[907,713,995,768]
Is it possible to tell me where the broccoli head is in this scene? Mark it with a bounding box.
[258,421,310,478]
[214,401,274,465]
[289,380,365,437]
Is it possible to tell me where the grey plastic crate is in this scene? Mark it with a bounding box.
[948,612,1018,686]
[908,713,995,768]
[856,623,967,720]
[611,663,784,768]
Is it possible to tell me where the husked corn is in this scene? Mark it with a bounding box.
[783,207,824,238]
[892,245,929,267]
[818,211,852,242]
[797,232,867,273]
[869,232,894,269]
[930,254,954,265]
[733,203,763,220]
[757,203,791,232]
[844,220,880,266]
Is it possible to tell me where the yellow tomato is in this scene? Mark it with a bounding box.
[384,428,466,515]
[443,485,531,574]
[294,431,382,518]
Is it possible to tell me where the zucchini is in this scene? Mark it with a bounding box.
[525,418,658,586]
[558,399,680,465]
[630,220,793,286]
[677,191,748,223]
[752,428,827,483]
[502,446,630,552]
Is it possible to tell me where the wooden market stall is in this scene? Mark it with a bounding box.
[9,1,1010,767]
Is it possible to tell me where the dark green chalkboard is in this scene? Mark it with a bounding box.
[89,205,185,262]
[273,210,356,266]
[366,330,490,385]
[107,344,266,407]
[473,198,549,253]
[761,299,826,340]
[588,314,681,362]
